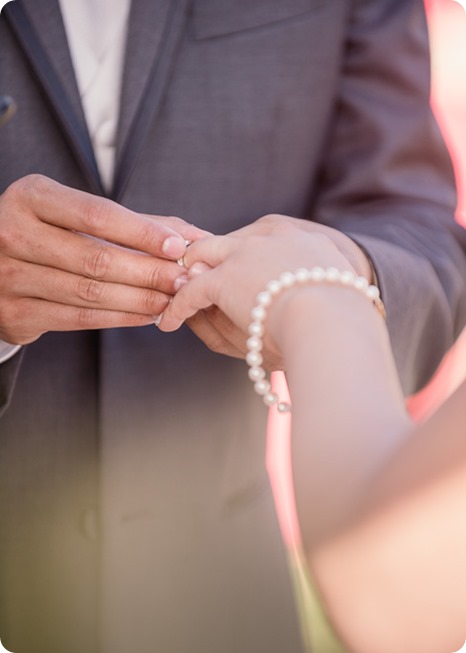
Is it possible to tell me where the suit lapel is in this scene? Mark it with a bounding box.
[112,0,190,202]
[4,0,104,195]
[4,0,190,200]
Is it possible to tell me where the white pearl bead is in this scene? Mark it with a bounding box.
[246,335,263,351]
[309,267,325,281]
[354,276,369,291]
[256,291,272,307]
[245,267,385,417]
[263,392,279,406]
[279,271,295,287]
[248,366,266,382]
[248,321,264,337]
[367,285,380,300]
[340,270,355,285]
[246,351,263,367]
[295,268,310,283]
[326,267,340,282]
[277,402,292,413]
[251,306,266,322]
[254,380,271,396]
[266,279,282,295]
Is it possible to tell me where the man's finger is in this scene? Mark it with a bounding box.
[2,298,155,344]
[4,260,172,315]
[2,221,188,293]
[14,175,205,259]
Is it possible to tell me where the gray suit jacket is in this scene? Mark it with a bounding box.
[1,1,466,652]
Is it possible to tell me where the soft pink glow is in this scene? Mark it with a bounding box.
[266,372,300,549]
[268,0,466,548]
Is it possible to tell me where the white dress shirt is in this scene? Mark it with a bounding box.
[59,0,131,189]
[0,0,131,364]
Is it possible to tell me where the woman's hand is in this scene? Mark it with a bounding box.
[159,215,360,360]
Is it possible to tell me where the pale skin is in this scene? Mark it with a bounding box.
[181,214,373,369]
[0,175,205,344]
[159,216,466,653]
[0,179,371,364]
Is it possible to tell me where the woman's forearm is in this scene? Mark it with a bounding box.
[312,377,466,653]
[272,285,466,653]
[268,284,412,549]
[159,222,466,652]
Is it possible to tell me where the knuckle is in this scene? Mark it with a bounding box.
[138,221,161,253]
[257,214,280,227]
[0,258,19,289]
[83,244,111,280]
[0,199,22,256]
[0,178,48,254]
[270,216,292,231]
[257,214,273,224]
[0,300,23,343]
[2,176,28,203]
[1,175,39,206]
[1,181,19,208]
[0,230,11,259]
[8,174,51,206]
[77,307,96,329]
[76,277,105,304]
[81,198,111,233]
[23,173,51,197]
[0,221,18,254]
[145,263,163,290]
[141,289,168,315]
[164,215,189,231]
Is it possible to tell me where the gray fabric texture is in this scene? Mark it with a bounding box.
[1,1,466,652]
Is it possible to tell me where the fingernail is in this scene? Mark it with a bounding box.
[189,262,210,278]
[162,236,186,259]
[153,314,163,327]
[174,275,188,291]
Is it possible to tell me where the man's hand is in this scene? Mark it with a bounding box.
[0,175,205,344]
[173,214,374,369]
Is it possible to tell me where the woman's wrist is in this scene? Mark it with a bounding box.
[267,281,383,355]
[245,267,385,412]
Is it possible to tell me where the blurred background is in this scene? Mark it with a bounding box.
[268,0,466,551]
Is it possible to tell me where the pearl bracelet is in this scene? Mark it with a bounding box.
[246,267,385,413]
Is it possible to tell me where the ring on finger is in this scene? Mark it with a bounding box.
[177,240,192,268]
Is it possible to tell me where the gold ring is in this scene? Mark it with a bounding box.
[177,240,192,267]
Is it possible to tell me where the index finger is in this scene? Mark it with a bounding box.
[183,235,238,269]
[21,175,205,260]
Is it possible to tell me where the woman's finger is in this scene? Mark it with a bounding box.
[183,235,239,270]
[158,269,220,331]
[185,310,245,358]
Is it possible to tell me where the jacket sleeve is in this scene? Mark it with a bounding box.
[313,0,466,394]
